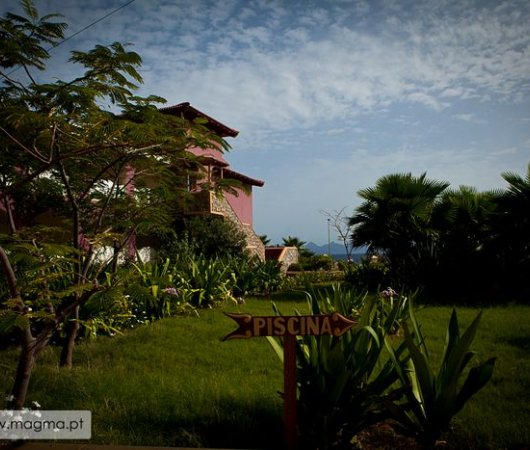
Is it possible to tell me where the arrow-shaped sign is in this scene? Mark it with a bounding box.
[222,312,356,341]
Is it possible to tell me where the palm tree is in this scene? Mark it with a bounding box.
[433,186,498,252]
[487,164,530,299]
[259,235,271,246]
[431,186,499,299]
[282,236,306,249]
[282,236,313,257]
[496,164,530,256]
[349,172,449,288]
[350,172,449,257]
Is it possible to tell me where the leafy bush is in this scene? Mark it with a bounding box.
[173,256,235,308]
[343,256,390,291]
[78,276,134,338]
[281,270,344,290]
[182,216,247,259]
[254,259,283,295]
[127,258,190,320]
[298,254,335,271]
[386,304,496,447]
[267,286,495,449]
[268,285,409,449]
[227,257,259,298]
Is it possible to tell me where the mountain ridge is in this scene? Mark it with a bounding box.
[305,241,367,255]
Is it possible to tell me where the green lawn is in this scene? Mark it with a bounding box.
[414,305,530,449]
[1,296,529,449]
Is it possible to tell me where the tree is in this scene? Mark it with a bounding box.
[282,236,306,248]
[430,186,499,299]
[0,0,226,408]
[349,173,449,288]
[282,235,313,258]
[487,164,530,300]
[259,234,271,246]
[181,215,247,259]
[320,208,355,260]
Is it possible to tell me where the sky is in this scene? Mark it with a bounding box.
[2,0,530,245]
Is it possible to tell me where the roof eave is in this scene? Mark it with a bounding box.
[159,102,239,138]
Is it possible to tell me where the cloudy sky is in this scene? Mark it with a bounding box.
[3,0,530,245]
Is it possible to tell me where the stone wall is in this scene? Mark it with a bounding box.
[265,246,299,273]
[211,192,265,260]
[279,246,299,269]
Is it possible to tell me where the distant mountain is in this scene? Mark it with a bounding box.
[305,241,365,255]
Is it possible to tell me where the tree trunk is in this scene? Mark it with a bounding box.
[59,305,80,368]
[11,324,55,409]
[2,194,17,234]
[11,328,36,410]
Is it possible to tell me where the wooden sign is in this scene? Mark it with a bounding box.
[222,312,356,340]
[223,311,357,450]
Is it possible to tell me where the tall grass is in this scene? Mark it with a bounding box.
[1,299,529,449]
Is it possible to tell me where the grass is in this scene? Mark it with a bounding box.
[1,296,530,449]
[414,305,530,449]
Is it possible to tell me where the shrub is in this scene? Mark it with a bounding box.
[299,254,335,271]
[268,285,409,449]
[182,216,247,259]
[281,271,344,291]
[173,256,236,308]
[386,304,496,447]
[343,256,390,291]
[267,286,495,449]
[254,259,283,295]
[127,258,191,320]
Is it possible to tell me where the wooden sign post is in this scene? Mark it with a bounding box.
[223,312,356,450]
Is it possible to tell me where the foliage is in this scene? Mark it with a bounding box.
[172,256,236,308]
[268,285,410,449]
[348,167,530,303]
[177,216,247,259]
[255,259,283,295]
[226,256,282,298]
[282,235,314,258]
[128,258,188,320]
[227,257,259,298]
[343,256,390,292]
[0,236,79,328]
[350,172,449,258]
[259,234,271,246]
[386,303,496,447]
[486,164,530,301]
[280,270,344,291]
[299,254,335,271]
[0,0,228,406]
[281,236,306,248]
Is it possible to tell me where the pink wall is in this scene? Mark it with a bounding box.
[187,144,228,164]
[226,186,253,226]
[186,145,258,226]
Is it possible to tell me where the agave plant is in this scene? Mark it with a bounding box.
[226,256,260,298]
[268,285,410,449]
[386,304,496,447]
[128,258,180,319]
[173,256,235,308]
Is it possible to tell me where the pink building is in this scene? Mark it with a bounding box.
[0,103,266,260]
[160,103,266,260]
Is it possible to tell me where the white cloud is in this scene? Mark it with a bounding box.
[2,0,529,243]
[132,1,529,136]
[452,113,486,124]
[7,0,526,137]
